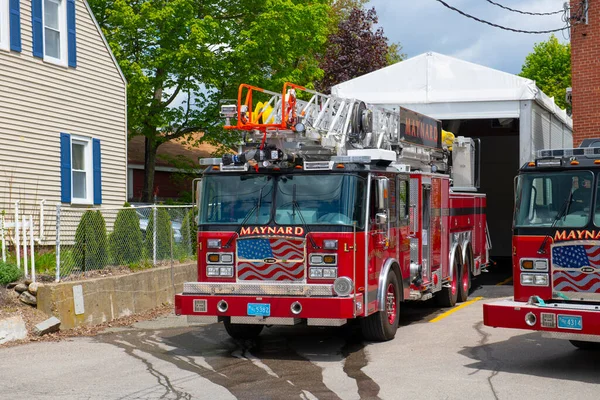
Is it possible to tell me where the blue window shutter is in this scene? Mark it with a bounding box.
[9,0,21,52]
[67,0,76,67]
[31,0,43,58]
[60,133,72,203]
[93,138,102,205]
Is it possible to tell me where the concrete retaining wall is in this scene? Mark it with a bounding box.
[37,263,197,329]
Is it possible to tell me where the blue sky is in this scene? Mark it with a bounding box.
[368,0,570,74]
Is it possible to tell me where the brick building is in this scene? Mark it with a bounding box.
[571,0,600,144]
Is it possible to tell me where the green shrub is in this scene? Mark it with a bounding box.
[144,208,172,260]
[35,250,57,276]
[109,204,143,265]
[0,261,23,285]
[181,208,198,255]
[73,210,108,271]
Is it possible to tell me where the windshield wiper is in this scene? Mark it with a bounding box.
[537,189,574,254]
[291,184,319,250]
[224,187,263,248]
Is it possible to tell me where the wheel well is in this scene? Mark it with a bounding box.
[376,260,404,312]
[462,242,474,273]
[449,244,463,282]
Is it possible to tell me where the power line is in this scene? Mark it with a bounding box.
[435,0,569,34]
[485,0,564,16]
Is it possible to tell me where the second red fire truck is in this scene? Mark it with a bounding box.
[484,141,600,349]
[175,82,490,341]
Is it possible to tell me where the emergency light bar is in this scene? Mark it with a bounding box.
[536,147,600,159]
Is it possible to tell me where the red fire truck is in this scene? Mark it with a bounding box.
[175,82,490,341]
[484,141,600,349]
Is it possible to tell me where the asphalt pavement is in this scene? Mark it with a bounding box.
[0,266,599,400]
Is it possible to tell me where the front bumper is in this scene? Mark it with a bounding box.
[483,299,600,340]
[175,282,362,326]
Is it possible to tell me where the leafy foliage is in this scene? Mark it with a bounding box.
[73,211,108,271]
[181,208,198,254]
[88,0,331,201]
[144,208,172,260]
[519,35,571,112]
[0,261,22,285]
[109,204,143,265]
[318,7,401,91]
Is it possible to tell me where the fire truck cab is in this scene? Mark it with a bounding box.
[175,83,490,341]
[484,139,600,349]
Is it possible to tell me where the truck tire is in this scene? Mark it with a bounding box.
[458,253,471,303]
[570,340,600,350]
[437,253,459,307]
[224,320,264,340]
[360,270,400,341]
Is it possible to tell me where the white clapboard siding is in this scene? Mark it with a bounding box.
[0,0,127,227]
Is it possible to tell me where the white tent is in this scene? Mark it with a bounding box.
[332,52,573,165]
[333,52,574,258]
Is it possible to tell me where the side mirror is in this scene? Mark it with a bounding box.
[192,178,202,210]
[376,178,390,211]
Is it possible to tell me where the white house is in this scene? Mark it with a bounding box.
[0,0,126,220]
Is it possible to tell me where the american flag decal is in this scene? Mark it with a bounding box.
[552,242,600,293]
[237,237,305,281]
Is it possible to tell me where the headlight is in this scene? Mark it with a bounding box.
[309,253,337,265]
[521,273,548,286]
[534,260,548,271]
[520,258,548,271]
[207,253,233,264]
[310,268,323,278]
[219,266,234,277]
[207,267,220,276]
[310,255,323,265]
[322,267,337,278]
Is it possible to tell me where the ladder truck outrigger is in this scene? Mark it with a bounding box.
[175,82,491,341]
[484,141,600,350]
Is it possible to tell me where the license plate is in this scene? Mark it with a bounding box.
[557,315,583,330]
[247,303,270,317]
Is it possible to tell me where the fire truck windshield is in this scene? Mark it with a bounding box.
[514,170,594,228]
[275,174,365,228]
[198,173,366,228]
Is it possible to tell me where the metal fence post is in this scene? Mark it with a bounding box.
[153,204,157,266]
[22,215,28,277]
[55,203,61,282]
[30,215,35,283]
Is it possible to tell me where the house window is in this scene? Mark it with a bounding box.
[43,0,66,64]
[71,137,93,203]
[0,0,8,51]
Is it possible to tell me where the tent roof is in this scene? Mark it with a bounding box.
[331,52,572,127]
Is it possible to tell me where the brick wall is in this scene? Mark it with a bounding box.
[571,0,600,145]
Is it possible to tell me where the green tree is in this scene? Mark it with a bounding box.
[88,0,331,202]
[519,35,571,112]
[145,208,172,260]
[73,211,108,271]
[109,203,143,265]
[181,207,198,255]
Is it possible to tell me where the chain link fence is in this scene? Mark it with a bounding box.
[56,205,197,281]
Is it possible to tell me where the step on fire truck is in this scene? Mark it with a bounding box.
[175,82,490,341]
[484,140,600,350]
